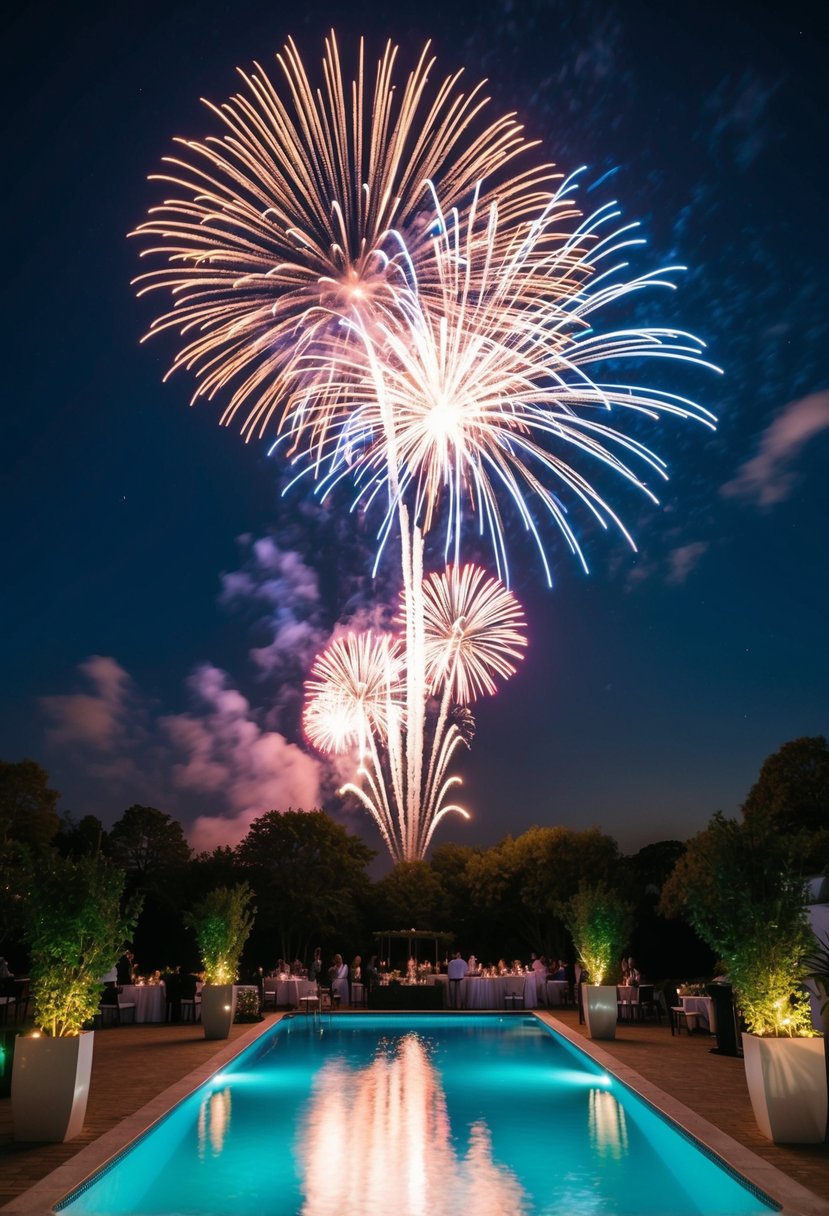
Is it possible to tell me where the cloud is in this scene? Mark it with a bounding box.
[220,535,329,707]
[40,655,134,748]
[162,663,321,851]
[721,391,829,508]
[666,542,709,585]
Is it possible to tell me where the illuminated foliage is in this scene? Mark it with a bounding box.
[565,881,632,986]
[186,883,256,985]
[660,814,815,1037]
[25,854,142,1037]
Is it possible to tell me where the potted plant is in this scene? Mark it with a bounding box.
[12,853,140,1141]
[661,814,825,1143]
[186,884,255,1040]
[564,882,632,1040]
[804,933,829,1142]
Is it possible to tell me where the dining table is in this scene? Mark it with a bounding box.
[119,983,166,1023]
[616,985,640,1020]
[458,974,538,1010]
[263,977,318,1008]
[681,994,716,1032]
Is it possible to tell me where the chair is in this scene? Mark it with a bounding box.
[503,993,524,1010]
[178,973,200,1022]
[165,972,183,1023]
[636,984,662,1024]
[665,986,701,1035]
[99,984,136,1026]
[117,990,137,1024]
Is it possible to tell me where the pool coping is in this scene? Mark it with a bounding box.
[0,1016,282,1216]
[3,1010,828,1216]
[537,1012,829,1216]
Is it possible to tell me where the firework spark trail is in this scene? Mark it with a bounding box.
[136,35,717,860]
[304,565,525,861]
[132,33,556,445]
[292,177,718,587]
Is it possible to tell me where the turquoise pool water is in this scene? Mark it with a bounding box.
[60,1015,775,1216]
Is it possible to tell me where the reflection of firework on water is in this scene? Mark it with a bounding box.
[301,1034,527,1215]
[132,33,554,443]
[303,179,718,583]
[303,632,403,754]
[421,565,526,704]
[304,565,525,861]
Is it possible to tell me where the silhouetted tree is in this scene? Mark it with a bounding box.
[741,736,829,873]
[237,808,374,966]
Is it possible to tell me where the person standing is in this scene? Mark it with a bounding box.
[447,952,468,1009]
[116,948,135,985]
[532,952,547,1006]
[331,954,349,1006]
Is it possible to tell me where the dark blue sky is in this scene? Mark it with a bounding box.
[3,0,827,867]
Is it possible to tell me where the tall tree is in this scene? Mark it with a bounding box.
[107,805,192,883]
[236,809,374,966]
[0,759,60,950]
[106,805,193,971]
[741,736,829,873]
[465,826,621,962]
[55,813,107,858]
[372,861,449,933]
[0,759,60,851]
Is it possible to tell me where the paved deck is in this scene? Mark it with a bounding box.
[1,1010,827,1212]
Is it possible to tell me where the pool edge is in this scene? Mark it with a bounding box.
[536,1011,829,1216]
[4,1011,828,1216]
[0,1016,283,1216]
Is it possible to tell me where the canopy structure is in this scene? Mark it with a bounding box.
[373,929,454,968]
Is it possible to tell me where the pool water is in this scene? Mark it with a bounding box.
[60,1015,775,1216]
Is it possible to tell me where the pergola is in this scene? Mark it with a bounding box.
[373,929,454,969]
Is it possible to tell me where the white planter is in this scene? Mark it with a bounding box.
[742,1033,828,1143]
[200,984,234,1040]
[583,985,618,1040]
[12,1031,94,1142]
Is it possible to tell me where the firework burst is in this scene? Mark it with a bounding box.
[303,632,403,754]
[137,34,718,861]
[132,33,554,445]
[421,565,526,704]
[304,565,526,861]
[298,177,719,584]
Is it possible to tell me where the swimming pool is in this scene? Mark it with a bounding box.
[59,1014,776,1216]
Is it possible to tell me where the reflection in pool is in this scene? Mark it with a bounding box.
[301,1033,526,1214]
[59,1015,775,1216]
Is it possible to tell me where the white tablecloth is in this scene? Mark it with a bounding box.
[120,984,166,1023]
[682,995,716,1032]
[263,977,318,1008]
[546,980,570,1006]
[460,975,537,1010]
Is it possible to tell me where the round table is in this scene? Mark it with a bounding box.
[119,983,166,1023]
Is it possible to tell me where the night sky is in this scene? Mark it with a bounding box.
[4,0,827,868]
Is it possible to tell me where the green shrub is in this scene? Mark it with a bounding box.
[25,854,141,1037]
[186,884,256,985]
[564,882,632,986]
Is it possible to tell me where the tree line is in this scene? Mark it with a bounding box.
[1,736,826,982]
